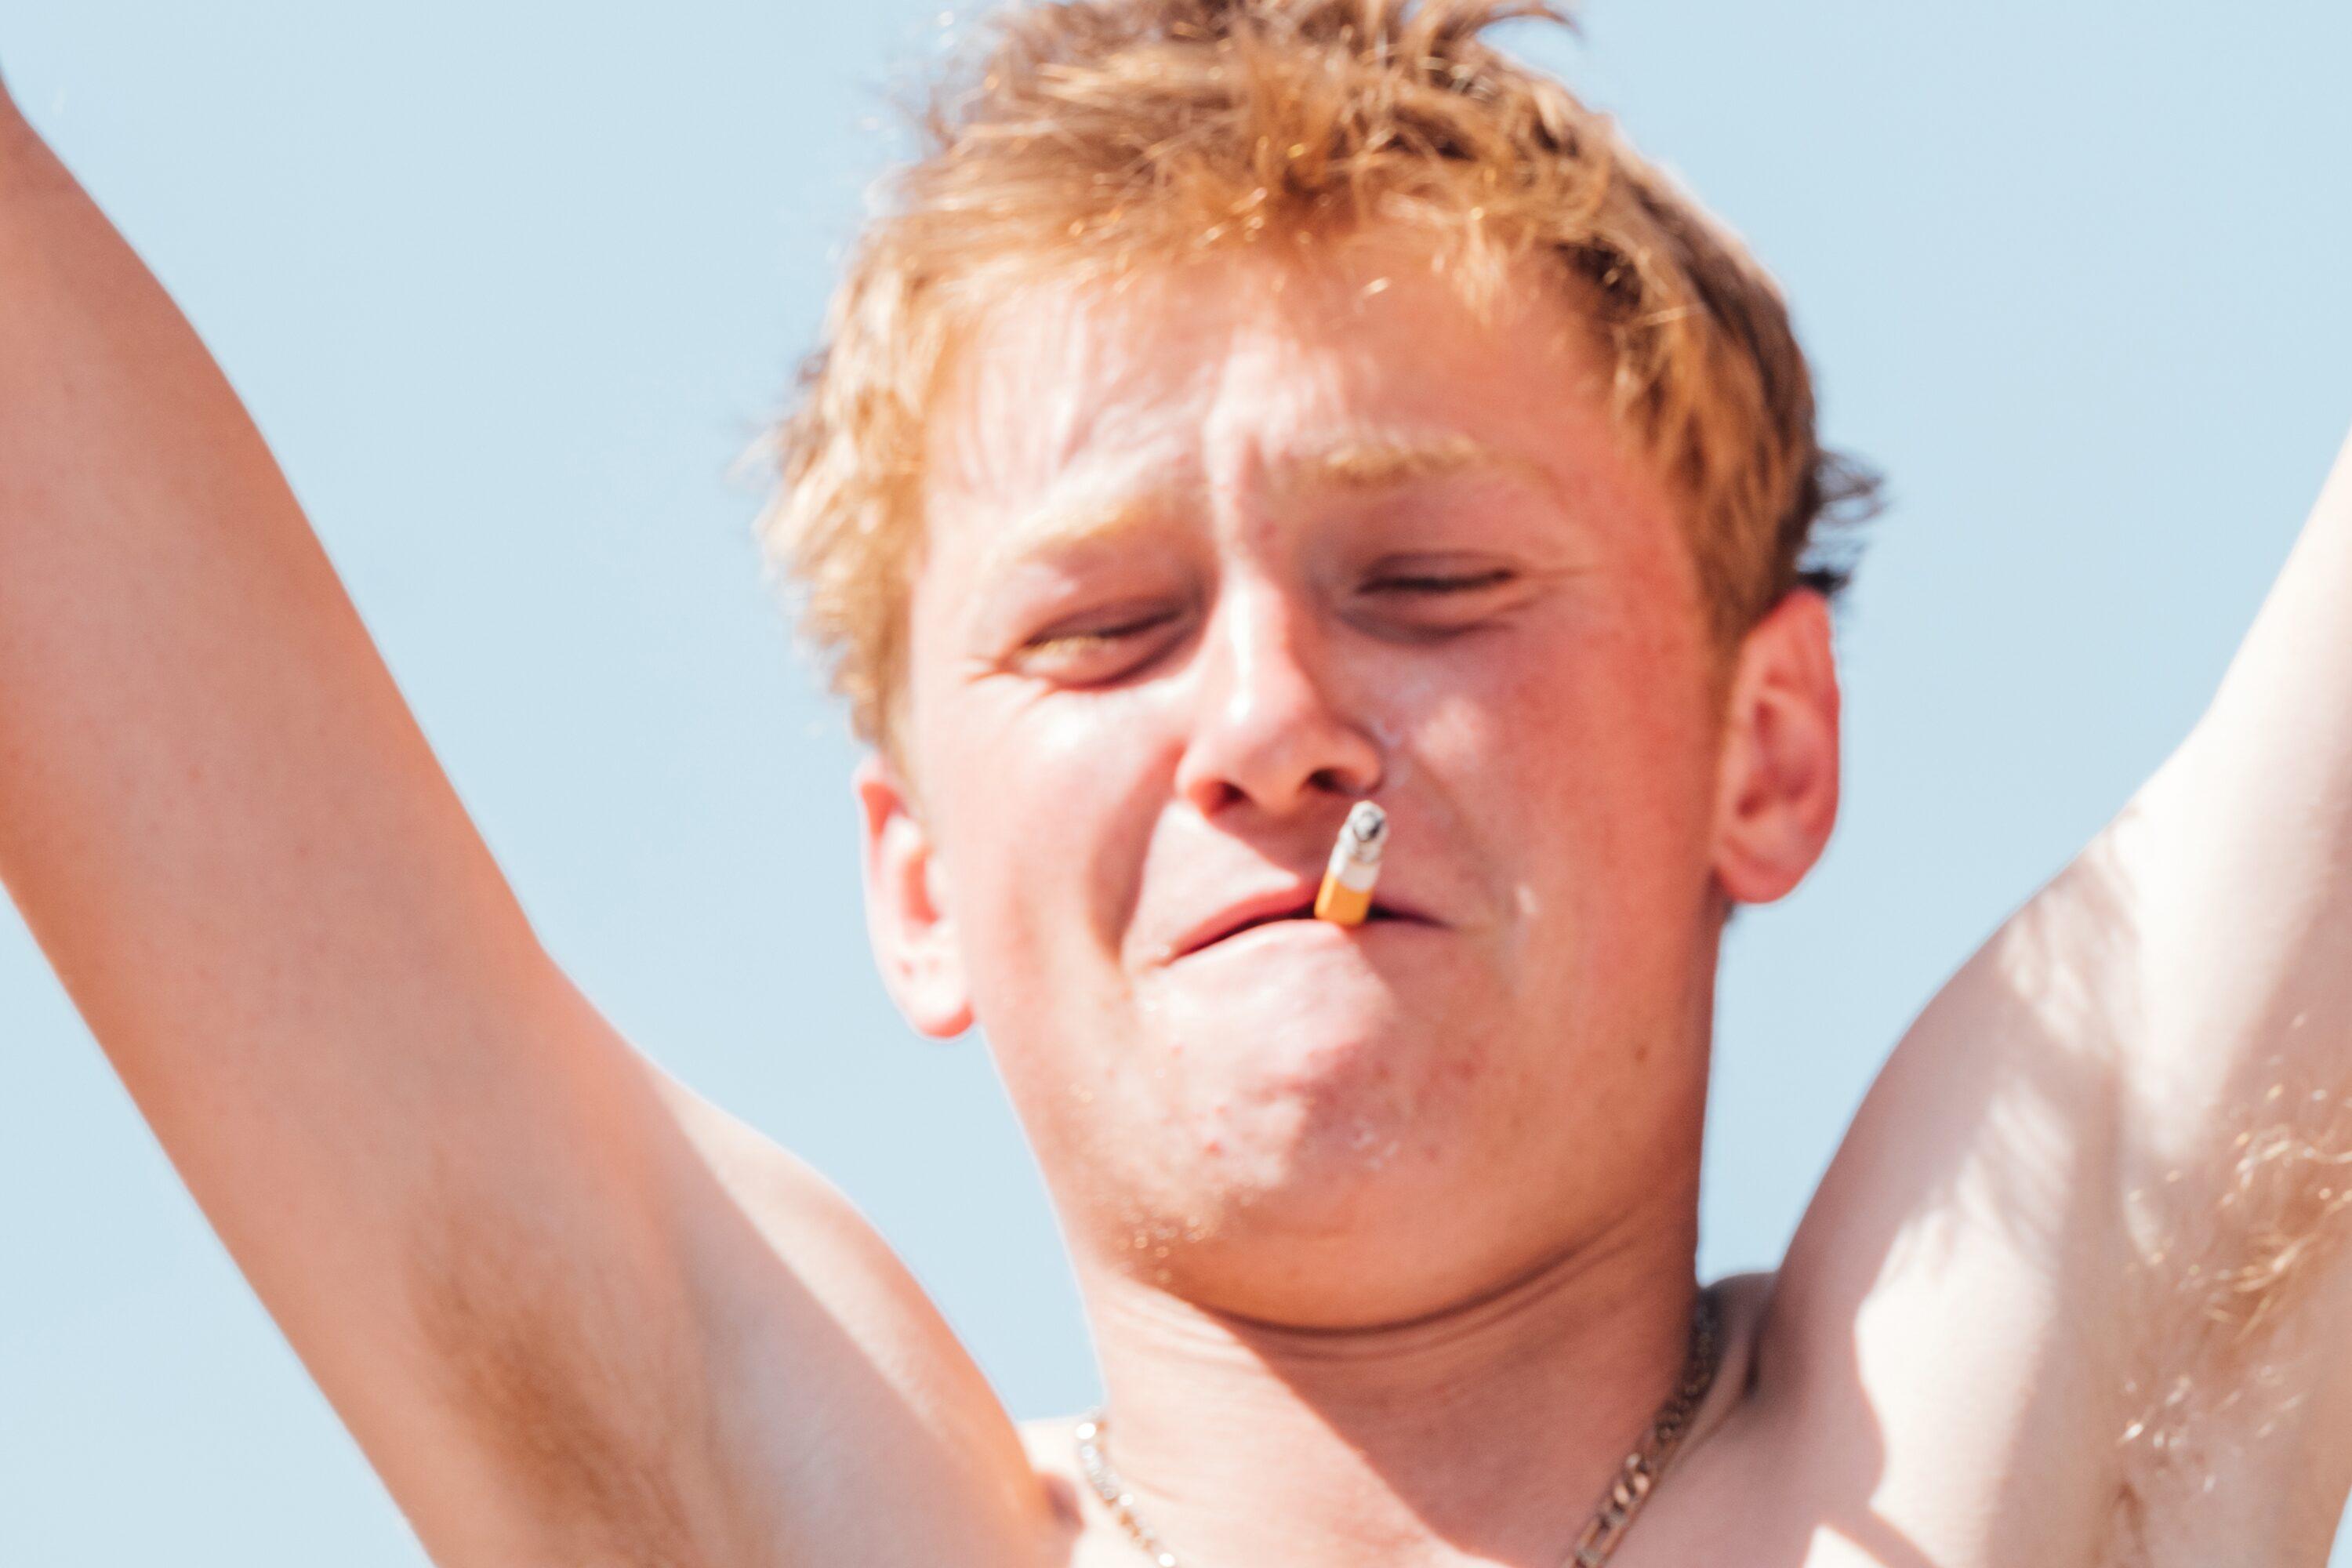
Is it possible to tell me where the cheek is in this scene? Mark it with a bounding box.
[924,679,1181,1023]
[1455,612,1723,952]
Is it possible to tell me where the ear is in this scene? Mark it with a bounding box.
[854,754,975,1039]
[1711,588,1842,906]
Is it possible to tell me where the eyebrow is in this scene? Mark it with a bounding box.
[976,478,1189,580]
[1291,427,1559,499]
[982,426,1563,572]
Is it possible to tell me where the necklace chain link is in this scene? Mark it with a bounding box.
[1073,1287,1722,1568]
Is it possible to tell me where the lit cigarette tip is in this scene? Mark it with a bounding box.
[1315,801,1388,926]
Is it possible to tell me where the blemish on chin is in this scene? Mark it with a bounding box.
[1347,1120,1401,1170]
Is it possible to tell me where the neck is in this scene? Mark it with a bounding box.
[1072,1188,1704,1568]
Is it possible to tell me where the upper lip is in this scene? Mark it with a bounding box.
[1167,881,1436,960]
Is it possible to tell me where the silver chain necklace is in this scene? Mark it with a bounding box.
[1073,1286,1722,1568]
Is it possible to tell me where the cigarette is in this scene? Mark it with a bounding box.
[1314,801,1388,926]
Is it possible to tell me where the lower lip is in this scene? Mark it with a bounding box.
[1181,916,1430,960]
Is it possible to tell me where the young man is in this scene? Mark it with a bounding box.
[4,3,2349,1566]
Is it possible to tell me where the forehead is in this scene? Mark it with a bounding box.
[920,241,1633,535]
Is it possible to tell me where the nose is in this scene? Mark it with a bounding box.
[1174,573,1384,820]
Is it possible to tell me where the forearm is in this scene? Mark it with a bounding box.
[0,100,541,1079]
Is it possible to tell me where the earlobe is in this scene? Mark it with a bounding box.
[854,755,976,1039]
[1711,590,1842,906]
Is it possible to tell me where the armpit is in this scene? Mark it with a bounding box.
[2107,1042,2352,1560]
[404,1185,748,1567]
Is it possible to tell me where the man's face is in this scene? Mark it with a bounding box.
[870,238,1761,1326]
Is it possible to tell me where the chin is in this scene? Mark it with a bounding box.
[1127,1152,1556,1329]
[998,946,1593,1316]
[1153,925,1478,1079]
[1131,1007,1515,1268]
[1165,985,1453,1144]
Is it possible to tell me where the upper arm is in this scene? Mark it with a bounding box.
[379,1045,1059,1567]
[2107,428,2352,1282]
[0,103,1051,1566]
[2087,428,2352,1552]
[1752,862,2140,1566]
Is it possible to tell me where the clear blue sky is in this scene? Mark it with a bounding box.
[2,2,2348,1563]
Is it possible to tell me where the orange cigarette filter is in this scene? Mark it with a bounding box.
[1314,801,1388,926]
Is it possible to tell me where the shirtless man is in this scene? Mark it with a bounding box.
[5,2,2350,1564]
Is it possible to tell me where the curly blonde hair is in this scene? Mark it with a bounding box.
[756,0,1875,756]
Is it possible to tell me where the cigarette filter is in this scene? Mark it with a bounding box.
[1314,800,1388,926]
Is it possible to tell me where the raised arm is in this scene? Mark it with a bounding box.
[1750,427,2352,1565]
[0,89,1045,1565]
[2097,428,2352,1417]
[2118,430,2352,1191]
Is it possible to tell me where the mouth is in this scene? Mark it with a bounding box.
[1171,891,1429,960]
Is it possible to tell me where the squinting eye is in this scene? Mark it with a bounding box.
[1351,560,1530,639]
[1024,607,1178,652]
[1368,568,1518,595]
[1014,603,1188,682]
